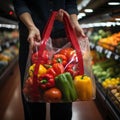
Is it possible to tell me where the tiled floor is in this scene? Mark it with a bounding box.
[0,64,104,120]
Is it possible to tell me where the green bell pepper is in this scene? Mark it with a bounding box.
[55,72,77,102]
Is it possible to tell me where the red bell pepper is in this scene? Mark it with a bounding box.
[69,52,78,63]
[47,63,64,77]
[47,67,56,77]
[32,50,49,64]
[65,63,79,77]
[59,48,78,63]
[59,48,75,59]
[31,52,38,64]
[52,54,67,66]
[59,48,74,56]
[38,74,55,90]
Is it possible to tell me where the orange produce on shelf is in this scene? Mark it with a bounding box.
[98,32,120,51]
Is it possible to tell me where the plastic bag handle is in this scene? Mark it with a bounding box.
[63,13,84,75]
[33,11,58,77]
[42,11,58,41]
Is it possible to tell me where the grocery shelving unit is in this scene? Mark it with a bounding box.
[95,80,120,120]
[0,56,18,87]
[0,17,19,87]
[78,3,120,117]
[90,41,120,120]
[90,42,120,61]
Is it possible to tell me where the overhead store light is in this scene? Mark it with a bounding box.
[0,24,18,29]
[115,18,120,21]
[81,22,120,28]
[77,12,86,19]
[84,9,93,13]
[77,0,91,11]
[108,2,120,5]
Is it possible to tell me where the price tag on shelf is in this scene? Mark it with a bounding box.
[96,45,103,53]
[95,46,99,52]
[114,54,120,60]
[99,46,103,53]
[90,42,95,49]
[5,42,10,48]
[13,39,17,44]
[0,46,2,52]
[106,51,112,58]
[104,49,109,54]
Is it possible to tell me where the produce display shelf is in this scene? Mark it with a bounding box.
[105,97,120,120]
[96,80,106,100]
[90,42,120,61]
[106,89,120,119]
[0,38,18,52]
[0,66,6,75]
[95,81,120,120]
[0,56,18,87]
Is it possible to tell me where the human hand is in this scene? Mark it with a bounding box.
[56,9,70,22]
[56,9,85,37]
[69,14,85,38]
[72,22,85,37]
[27,26,41,49]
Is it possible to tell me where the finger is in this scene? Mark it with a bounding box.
[59,9,69,18]
[34,41,41,47]
[36,33,41,42]
[75,26,85,37]
[56,9,63,22]
[80,29,86,37]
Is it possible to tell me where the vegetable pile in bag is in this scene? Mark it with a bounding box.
[23,11,96,102]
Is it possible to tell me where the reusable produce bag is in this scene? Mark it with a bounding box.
[23,11,96,103]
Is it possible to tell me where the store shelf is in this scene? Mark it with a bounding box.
[106,89,120,119]
[0,38,18,52]
[90,42,120,61]
[95,80,120,120]
[0,56,18,87]
[92,46,120,119]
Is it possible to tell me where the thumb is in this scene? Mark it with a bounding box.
[29,38,34,49]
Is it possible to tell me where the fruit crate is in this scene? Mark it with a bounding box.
[106,89,120,116]
[0,66,7,75]
[95,78,107,96]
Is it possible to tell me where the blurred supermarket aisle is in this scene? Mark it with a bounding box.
[0,64,104,120]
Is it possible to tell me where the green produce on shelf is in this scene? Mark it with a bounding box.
[89,29,111,44]
[92,59,120,82]
[98,29,111,38]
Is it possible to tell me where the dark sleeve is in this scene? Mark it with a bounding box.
[65,0,78,15]
[13,0,31,17]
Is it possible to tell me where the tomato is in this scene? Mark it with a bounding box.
[24,77,33,87]
[23,77,42,101]
[23,87,30,96]
[43,88,62,102]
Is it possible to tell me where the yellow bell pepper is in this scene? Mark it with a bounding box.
[29,64,47,77]
[74,75,93,101]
